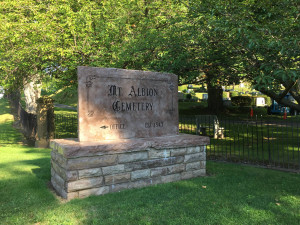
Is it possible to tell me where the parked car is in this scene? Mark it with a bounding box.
[267,94,299,115]
[267,100,290,115]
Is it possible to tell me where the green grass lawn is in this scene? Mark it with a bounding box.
[54,107,77,115]
[1,97,300,224]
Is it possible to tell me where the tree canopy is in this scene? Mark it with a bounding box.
[0,0,299,111]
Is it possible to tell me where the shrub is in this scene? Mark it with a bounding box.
[186,93,192,100]
[250,97,256,106]
[230,91,239,98]
[254,107,268,116]
[223,92,230,99]
[264,96,272,106]
[231,96,252,107]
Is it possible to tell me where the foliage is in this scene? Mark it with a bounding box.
[231,96,252,107]
[0,99,23,145]
[264,96,272,107]
[230,91,239,98]
[186,93,192,100]
[196,0,299,109]
[222,92,230,99]
[49,85,78,107]
[0,0,299,111]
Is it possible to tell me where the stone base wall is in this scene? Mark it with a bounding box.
[50,135,209,200]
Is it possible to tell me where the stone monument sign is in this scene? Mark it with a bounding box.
[78,67,178,141]
[50,67,209,200]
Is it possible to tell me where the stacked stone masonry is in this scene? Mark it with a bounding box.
[50,134,209,200]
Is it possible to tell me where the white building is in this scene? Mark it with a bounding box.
[0,87,4,99]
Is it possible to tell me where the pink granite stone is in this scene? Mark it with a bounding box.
[78,67,179,141]
[50,134,210,158]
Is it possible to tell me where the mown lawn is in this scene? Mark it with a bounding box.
[1,97,300,224]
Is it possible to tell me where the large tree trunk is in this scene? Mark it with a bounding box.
[207,83,224,114]
[23,78,41,114]
[259,79,300,112]
[260,89,300,112]
[289,80,300,107]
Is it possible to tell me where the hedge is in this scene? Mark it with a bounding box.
[231,96,252,106]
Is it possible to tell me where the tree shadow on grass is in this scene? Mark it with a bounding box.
[0,119,23,146]
[75,162,300,225]
[0,148,59,224]
[0,148,51,180]
[1,147,299,224]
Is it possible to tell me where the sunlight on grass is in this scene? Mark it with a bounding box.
[1,146,300,224]
[54,107,77,115]
[1,97,300,224]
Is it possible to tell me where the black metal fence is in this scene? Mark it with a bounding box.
[53,113,300,171]
[7,94,37,143]
[54,114,78,139]
[180,115,300,171]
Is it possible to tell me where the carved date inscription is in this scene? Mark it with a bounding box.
[145,121,164,128]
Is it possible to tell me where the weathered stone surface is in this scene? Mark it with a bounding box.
[131,169,150,181]
[102,164,125,175]
[181,171,194,180]
[51,177,67,199]
[51,160,65,179]
[51,162,78,182]
[78,168,102,179]
[125,156,184,171]
[161,174,181,183]
[105,173,131,185]
[181,169,206,180]
[149,149,170,159]
[186,146,202,154]
[78,187,110,198]
[151,164,185,177]
[118,152,148,163]
[128,179,152,189]
[67,177,104,192]
[110,182,129,192]
[192,169,206,177]
[67,155,117,170]
[150,135,209,149]
[51,169,65,188]
[186,162,201,171]
[150,167,168,177]
[50,67,209,200]
[184,153,205,163]
[66,191,79,199]
[51,150,67,168]
[78,67,179,141]
[66,171,79,181]
[50,134,209,158]
[170,148,186,156]
[199,161,206,169]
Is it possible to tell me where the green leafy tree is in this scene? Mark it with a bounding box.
[191,0,300,111]
[1,0,298,113]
